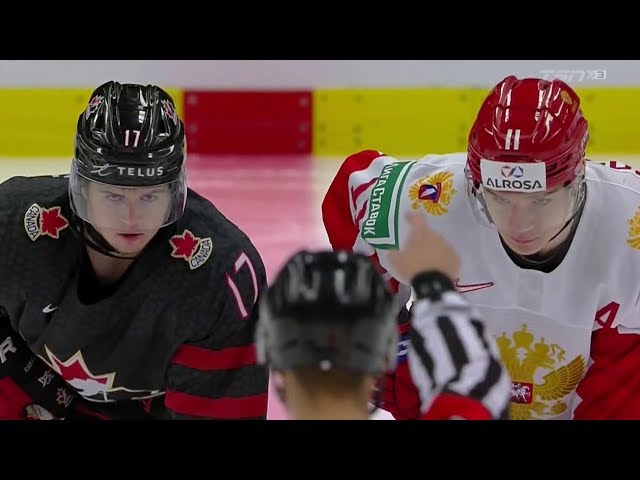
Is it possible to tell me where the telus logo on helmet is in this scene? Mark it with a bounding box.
[480,160,547,192]
[116,166,164,178]
[89,164,165,178]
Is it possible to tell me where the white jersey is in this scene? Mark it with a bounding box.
[323,150,640,420]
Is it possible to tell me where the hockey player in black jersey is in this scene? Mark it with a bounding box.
[0,81,269,419]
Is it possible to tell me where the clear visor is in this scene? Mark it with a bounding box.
[465,166,585,238]
[69,163,187,232]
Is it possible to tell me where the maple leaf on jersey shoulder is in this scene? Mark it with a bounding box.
[169,229,214,270]
[40,207,69,238]
[170,229,199,260]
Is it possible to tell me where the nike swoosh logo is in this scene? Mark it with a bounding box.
[42,304,58,313]
[454,279,494,293]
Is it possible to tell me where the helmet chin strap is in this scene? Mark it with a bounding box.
[68,211,143,260]
[512,182,587,264]
[546,215,575,245]
[508,217,574,266]
[541,181,587,248]
[83,223,140,260]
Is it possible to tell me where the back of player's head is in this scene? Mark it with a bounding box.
[73,81,186,188]
[256,250,398,377]
[466,75,589,191]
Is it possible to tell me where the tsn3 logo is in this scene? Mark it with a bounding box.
[539,69,607,82]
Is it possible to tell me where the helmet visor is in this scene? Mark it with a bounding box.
[466,164,585,239]
[69,162,187,232]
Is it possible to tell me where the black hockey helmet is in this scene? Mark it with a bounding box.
[68,81,188,256]
[256,250,398,376]
[72,81,186,187]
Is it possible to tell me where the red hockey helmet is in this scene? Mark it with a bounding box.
[467,75,589,191]
[464,76,589,253]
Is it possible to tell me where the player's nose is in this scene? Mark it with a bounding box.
[120,203,141,229]
[505,204,536,233]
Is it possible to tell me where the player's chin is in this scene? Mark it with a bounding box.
[503,235,544,256]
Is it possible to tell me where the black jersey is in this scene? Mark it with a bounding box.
[0,175,269,419]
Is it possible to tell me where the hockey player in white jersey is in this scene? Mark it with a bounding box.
[322,74,640,420]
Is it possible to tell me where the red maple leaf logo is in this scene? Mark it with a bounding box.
[40,206,69,238]
[161,99,178,125]
[88,96,102,108]
[85,95,104,119]
[45,347,115,399]
[170,229,199,260]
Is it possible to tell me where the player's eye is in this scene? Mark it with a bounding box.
[105,193,124,202]
[533,198,551,206]
[491,195,510,205]
[140,194,158,202]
